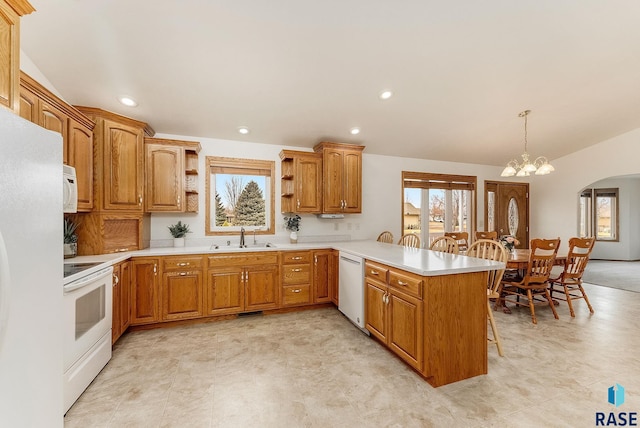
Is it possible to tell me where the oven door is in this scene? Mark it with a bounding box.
[63,266,113,372]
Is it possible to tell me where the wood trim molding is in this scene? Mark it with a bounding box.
[20,71,95,129]
[144,137,201,152]
[74,106,156,137]
[5,0,35,16]
[313,141,365,153]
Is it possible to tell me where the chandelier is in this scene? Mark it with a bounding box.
[501,110,555,177]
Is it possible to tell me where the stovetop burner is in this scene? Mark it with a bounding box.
[63,262,103,278]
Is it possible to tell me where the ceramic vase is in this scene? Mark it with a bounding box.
[63,243,77,258]
[173,237,185,247]
[289,231,298,244]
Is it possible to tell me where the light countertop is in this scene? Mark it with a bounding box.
[64,239,503,284]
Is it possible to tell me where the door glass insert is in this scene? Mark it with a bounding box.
[508,197,519,236]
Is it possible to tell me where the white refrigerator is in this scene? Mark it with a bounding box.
[0,108,64,426]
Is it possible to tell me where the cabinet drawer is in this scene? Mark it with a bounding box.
[365,261,389,282]
[282,264,311,285]
[162,256,203,271]
[282,251,311,264]
[282,284,311,306]
[388,270,423,298]
[207,252,279,268]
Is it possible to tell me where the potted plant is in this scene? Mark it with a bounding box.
[168,221,191,247]
[284,214,301,243]
[63,218,78,258]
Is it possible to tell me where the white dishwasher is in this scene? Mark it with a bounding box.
[338,251,367,332]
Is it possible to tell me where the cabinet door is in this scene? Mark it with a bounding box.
[145,144,184,211]
[102,120,144,211]
[119,260,131,335]
[295,155,322,213]
[18,85,39,122]
[388,289,423,370]
[40,100,68,164]
[342,150,362,213]
[130,258,160,325]
[68,118,94,211]
[313,251,332,303]
[330,251,339,305]
[205,267,244,316]
[111,263,122,344]
[162,271,203,321]
[322,149,344,213]
[365,279,387,343]
[245,264,279,311]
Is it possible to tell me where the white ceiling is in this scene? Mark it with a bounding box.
[19,0,640,166]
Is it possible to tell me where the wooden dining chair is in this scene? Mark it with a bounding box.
[549,237,596,317]
[397,233,421,248]
[498,238,560,324]
[467,239,507,356]
[429,236,459,254]
[444,232,469,252]
[475,231,498,241]
[376,231,394,244]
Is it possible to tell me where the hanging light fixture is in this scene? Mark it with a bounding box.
[501,110,555,177]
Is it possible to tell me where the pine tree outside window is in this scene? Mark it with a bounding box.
[205,157,275,235]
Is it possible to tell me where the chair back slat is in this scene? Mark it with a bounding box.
[429,236,459,254]
[560,237,595,282]
[444,232,469,251]
[525,238,560,285]
[377,231,394,243]
[398,233,421,248]
[467,239,507,294]
[475,231,498,241]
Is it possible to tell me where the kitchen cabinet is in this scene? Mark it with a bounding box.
[281,251,312,307]
[279,150,322,214]
[0,0,34,113]
[312,249,337,304]
[364,261,423,371]
[145,138,201,213]
[161,256,204,321]
[314,141,364,214]
[130,258,160,325]
[72,212,151,256]
[112,260,131,344]
[19,72,95,211]
[206,252,279,315]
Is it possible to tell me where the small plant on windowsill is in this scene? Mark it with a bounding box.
[168,221,191,247]
[284,214,301,243]
[64,218,78,258]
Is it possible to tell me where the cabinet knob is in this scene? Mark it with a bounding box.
[138,195,143,205]
[297,199,300,209]
[113,274,119,285]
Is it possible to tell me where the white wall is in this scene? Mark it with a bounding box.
[150,133,503,247]
[530,128,640,259]
[20,51,66,99]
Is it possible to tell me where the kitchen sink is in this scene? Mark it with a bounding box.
[209,242,276,250]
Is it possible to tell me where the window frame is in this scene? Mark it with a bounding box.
[401,171,477,246]
[205,156,276,236]
[578,187,619,242]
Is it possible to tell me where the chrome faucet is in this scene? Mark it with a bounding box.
[239,227,246,248]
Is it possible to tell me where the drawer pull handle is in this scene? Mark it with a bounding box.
[292,289,301,293]
[178,262,189,266]
[397,280,408,286]
[292,268,302,272]
[292,256,303,260]
[370,270,379,275]
[179,272,187,276]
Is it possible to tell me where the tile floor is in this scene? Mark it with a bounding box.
[64,283,640,427]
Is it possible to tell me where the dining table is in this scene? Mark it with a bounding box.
[506,249,566,270]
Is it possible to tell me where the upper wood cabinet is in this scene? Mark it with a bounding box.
[279,150,322,214]
[76,106,154,212]
[0,0,34,113]
[314,141,364,214]
[19,72,95,211]
[145,138,201,213]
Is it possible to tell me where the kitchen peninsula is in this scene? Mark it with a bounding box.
[65,240,502,387]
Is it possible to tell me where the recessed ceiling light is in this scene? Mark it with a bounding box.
[379,90,393,100]
[237,126,250,135]
[118,96,138,107]
[350,127,361,135]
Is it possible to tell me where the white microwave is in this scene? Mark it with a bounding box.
[63,164,78,213]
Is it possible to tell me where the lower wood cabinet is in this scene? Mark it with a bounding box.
[112,260,131,344]
[365,261,423,371]
[130,258,160,325]
[161,256,204,321]
[313,249,337,304]
[281,251,312,307]
[206,252,279,315]
[364,259,488,387]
